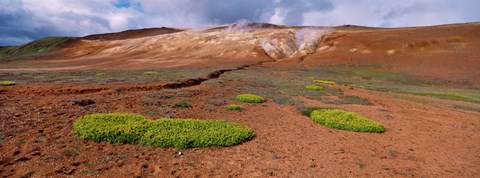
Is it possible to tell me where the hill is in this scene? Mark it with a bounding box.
[0,22,479,86]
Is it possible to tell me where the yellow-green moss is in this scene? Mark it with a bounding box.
[0,81,16,86]
[236,94,265,103]
[73,113,254,148]
[310,109,385,133]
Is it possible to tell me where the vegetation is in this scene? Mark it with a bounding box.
[0,37,74,61]
[305,85,324,91]
[309,109,385,132]
[453,105,480,113]
[225,104,245,111]
[324,95,372,105]
[416,92,480,103]
[0,81,16,86]
[143,71,158,75]
[314,80,336,85]
[96,73,107,76]
[347,68,401,80]
[236,94,265,103]
[73,113,254,148]
[0,68,217,84]
[173,101,192,108]
[300,107,324,117]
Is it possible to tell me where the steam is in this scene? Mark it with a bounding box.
[295,27,330,47]
[223,19,277,33]
[292,28,331,59]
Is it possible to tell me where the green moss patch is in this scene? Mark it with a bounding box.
[416,92,480,103]
[309,109,385,133]
[453,105,480,113]
[173,101,192,108]
[305,85,324,91]
[95,73,107,76]
[225,104,244,111]
[73,113,254,148]
[314,80,336,85]
[0,81,16,86]
[143,71,158,75]
[236,94,265,103]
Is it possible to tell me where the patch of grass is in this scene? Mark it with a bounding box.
[324,95,372,105]
[143,71,158,75]
[309,109,385,132]
[173,101,192,108]
[314,80,336,85]
[225,104,244,111]
[236,94,265,103]
[0,68,219,84]
[73,113,254,148]
[95,73,107,76]
[347,68,401,80]
[305,85,324,91]
[0,81,16,86]
[453,105,480,113]
[416,92,480,103]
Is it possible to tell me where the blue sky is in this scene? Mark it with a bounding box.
[0,0,479,46]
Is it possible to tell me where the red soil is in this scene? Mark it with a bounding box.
[0,81,479,177]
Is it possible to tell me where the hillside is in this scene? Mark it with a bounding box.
[1,22,479,87]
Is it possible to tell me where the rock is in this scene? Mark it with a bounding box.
[68,98,95,106]
[260,38,297,60]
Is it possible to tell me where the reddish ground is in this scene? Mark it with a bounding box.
[0,80,479,177]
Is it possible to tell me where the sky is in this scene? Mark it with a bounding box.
[0,0,479,46]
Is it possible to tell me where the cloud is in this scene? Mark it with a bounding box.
[302,0,480,27]
[0,0,478,46]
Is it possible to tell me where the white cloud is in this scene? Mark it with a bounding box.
[302,0,478,27]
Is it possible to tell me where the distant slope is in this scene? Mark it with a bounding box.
[0,22,479,86]
[0,37,76,62]
[82,27,183,41]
